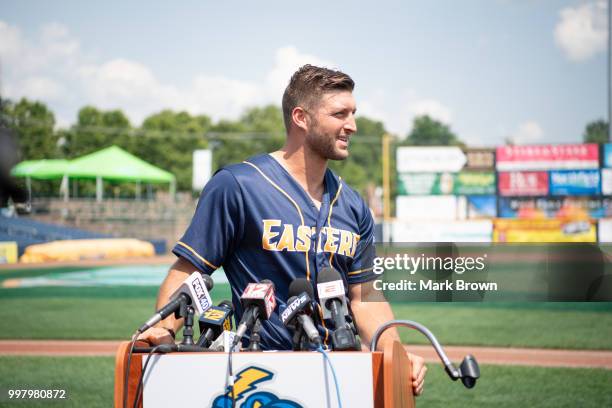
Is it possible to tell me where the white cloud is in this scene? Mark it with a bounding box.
[2,21,390,130]
[408,99,453,124]
[554,0,607,62]
[19,76,64,100]
[0,21,347,127]
[190,75,263,119]
[509,120,544,145]
[39,22,80,60]
[0,21,23,59]
[265,46,335,99]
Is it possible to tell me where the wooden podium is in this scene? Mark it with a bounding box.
[114,341,414,408]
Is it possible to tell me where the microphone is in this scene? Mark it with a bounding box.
[280,278,322,348]
[209,331,240,352]
[138,273,214,333]
[197,300,234,348]
[233,279,277,346]
[317,267,358,350]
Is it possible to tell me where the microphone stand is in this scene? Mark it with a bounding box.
[181,306,195,346]
[247,319,263,351]
[177,298,195,346]
[292,325,305,351]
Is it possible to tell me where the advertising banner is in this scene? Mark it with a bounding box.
[455,172,496,195]
[396,196,458,220]
[598,219,612,242]
[498,197,612,219]
[397,172,495,195]
[493,219,596,243]
[397,173,451,195]
[602,169,612,195]
[192,149,212,191]
[498,171,549,196]
[0,242,18,264]
[496,144,599,171]
[392,220,493,242]
[604,144,612,168]
[549,170,600,196]
[465,196,497,218]
[396,147,466,172]
[465,148,495,170]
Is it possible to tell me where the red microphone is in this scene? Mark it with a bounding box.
[233,279,276,345]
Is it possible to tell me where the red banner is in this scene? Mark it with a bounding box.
[498,171,549,196]
[496,144,599,171]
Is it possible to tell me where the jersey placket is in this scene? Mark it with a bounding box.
[312,185,332,282]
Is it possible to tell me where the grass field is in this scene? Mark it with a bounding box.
[1,265,611,407]
[0,356,610,407]
[1,281,611,349]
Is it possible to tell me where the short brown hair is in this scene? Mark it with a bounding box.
[282,64,355,131]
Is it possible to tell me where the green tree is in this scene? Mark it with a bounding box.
[211,105,285,171]
[134,110,211,191]
[583,119,609,144]
[240,105,285,133]
[2,98,58,160]
[62,106,132,158]
[328,116,387,195]
[402,115,464,147]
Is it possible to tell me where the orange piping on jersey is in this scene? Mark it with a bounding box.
[176,241,219,270]
[243,160,311,281]
[327,178,343,266]
[347,266,374,275]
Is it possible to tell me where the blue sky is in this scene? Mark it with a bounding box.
[0,0,608,146]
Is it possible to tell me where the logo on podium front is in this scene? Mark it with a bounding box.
[211,366,303,408]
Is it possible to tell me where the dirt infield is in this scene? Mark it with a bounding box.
[1,340,611,369]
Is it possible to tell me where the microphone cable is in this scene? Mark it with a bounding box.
[225,341,236,408]
[316,346,343,408]
[133,344,165,408]
[122,332,138,408]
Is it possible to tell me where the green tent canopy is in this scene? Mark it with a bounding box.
[11,159,69,179]
[65,145,174,183]
[11,146,175,201]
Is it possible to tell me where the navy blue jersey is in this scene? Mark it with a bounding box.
[172,153,376,349]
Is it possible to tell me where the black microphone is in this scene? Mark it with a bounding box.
[281,278,322,348]
[317,267,358,350]
[233,279,277,346]
[138,273,214,333]
[197,300,234,348]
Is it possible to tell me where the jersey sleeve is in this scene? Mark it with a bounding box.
[172,169,244,275]
[347,199,377,284]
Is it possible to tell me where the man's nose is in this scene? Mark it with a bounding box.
[345,115,357,133]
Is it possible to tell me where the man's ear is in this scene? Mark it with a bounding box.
[291,106,309,132]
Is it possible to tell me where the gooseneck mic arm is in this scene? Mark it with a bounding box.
[370,320,480,389]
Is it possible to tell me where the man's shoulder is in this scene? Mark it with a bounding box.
[326,169,370,218]
[216,154,269,181]
[328,170,365,206]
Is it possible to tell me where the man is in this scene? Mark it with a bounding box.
[138,64,426,395]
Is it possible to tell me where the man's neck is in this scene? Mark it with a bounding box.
[270,145,327,202]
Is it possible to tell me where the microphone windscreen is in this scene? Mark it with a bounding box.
[260,279,275,289]
[317,267,343,285]
[218,300,234,311]
[201,274,214,290]
[288,278,314,299]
